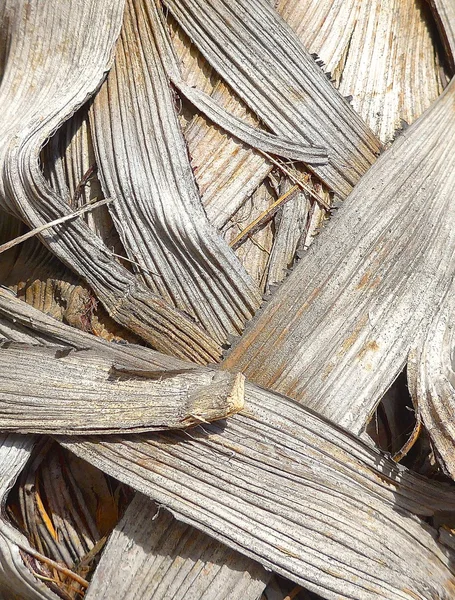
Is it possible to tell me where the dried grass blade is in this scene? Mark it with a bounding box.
[229,185,299,251]
[407,284,455,478]
[0,0,220,363]
[0,342,244,435]
[89,0,261,345]
[2,291,455,600]
[279,0,448,143]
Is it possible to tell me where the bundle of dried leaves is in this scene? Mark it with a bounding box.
[1,0,455,599]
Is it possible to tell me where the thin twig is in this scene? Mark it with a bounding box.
[230,184,299,249]
[0,197,112,255]
[392,414,422,463]
[258,149,331,211]
[18,545,89,588]
[30,570,60,584]
[283,584,303,600]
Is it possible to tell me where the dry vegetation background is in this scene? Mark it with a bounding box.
[1,0,455,599]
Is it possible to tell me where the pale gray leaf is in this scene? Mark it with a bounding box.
[0,0,220,363]
[3,289,455,600]
[63,382,455,600]
[279,0,448,143]
[86,492,269,600]
[224,78,455,435]
[163,0,381,198]
[0,343,244,435]
[89,0,261,345]
[407,283,455,478]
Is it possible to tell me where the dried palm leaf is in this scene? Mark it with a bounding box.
[166,7,323,232]
[0,0,220,363]
[163,0,382,199]
[224,75,455,435]
[1,2,454,599]
[0,235,137,343]
[278,0,448,142]
[407,283,455,478]
[183,79,274,230]
[428,0,455,65]
[41,108,115,243]
[0,342,244,435]
[4,291,455,599]
[63,381,455,600]
[86,492,269,600]
[265,181,310,288]
[0,292,261,598]
[224,182,276,292]
[404,0,455,480]
[89,0,262,345]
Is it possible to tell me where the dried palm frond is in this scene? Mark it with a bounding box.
[1,0,455,599]
[86,492,269,600]
[224,77,455,435]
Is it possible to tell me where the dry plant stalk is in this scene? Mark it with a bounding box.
[0,342,244,434]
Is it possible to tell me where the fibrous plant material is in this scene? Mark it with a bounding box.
[0,0,221,364]
[0,342,244,435]
[8,440,130,600]
[224,76,455,435]
[63,382,455,600]
[86,492,269,600]
[168,15,274,231]
[183,77,274,231]
[41,109,112,240]
[4,292,455,599]
[404,0,455,481]
[160,4,328,232]
[0,434,57,600]
[1,0,455,599]
[163,0,382,198]
[1,114,132,343]
[0,293,261,599]
[89,0,262,346]
[428,0,455,66]
[278,0,448,143]
[407,282,455,479]
[225,182,276,292]
[265,179,311,288]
